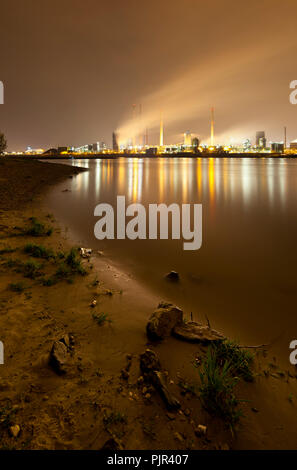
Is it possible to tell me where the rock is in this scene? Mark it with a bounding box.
[151,370,181,410]
[166,271,180,281]
[195,424,207,437]
[139,349,180,410]
[101,438,124,450]
[121,369,129,380]
[137,376,144,386]
[173,321,224,344]
[144,393,151,399]
[146,302,183,340]
[166,412,176,420]
[10,425,20,438]
[140,349,161,374]
[184,408,190,416]
[49,340,68,374]
[90,300,97,308]
[79,248,92,258]
[59,333,71,348]
[174,432,184,442]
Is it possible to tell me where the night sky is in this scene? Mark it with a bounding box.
[0,0,297,151]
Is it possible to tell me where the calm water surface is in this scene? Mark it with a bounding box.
[46,157,297,360]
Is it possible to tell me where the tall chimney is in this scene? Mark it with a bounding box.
[210,107,214,147]
[160,111,164,147]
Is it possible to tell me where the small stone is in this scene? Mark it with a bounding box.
[10,425,20,438]
[79,248,92,258]
[142,387,148,394]
[166,271,180,281]
[145,393,151,399]
[184,408,190,416]
[137,376,144,385]
[101,438,123,450]
[126,354,132,361]
[90,300,97,308]
[121,369,129,380]
[166,413,176,420]
[251,407,259,413]
[195,424,207,436]
[174,432,184,442]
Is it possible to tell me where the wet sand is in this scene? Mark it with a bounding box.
[0,157,297,450]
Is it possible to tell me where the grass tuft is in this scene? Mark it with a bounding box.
[24,243,55,260]
[198,347,244,431]
[213,339,254,382]
[24,217,53,237]
[8,282,25,293]
[22,259,43,279]
[103,411,127,427]
[92,312,111,326]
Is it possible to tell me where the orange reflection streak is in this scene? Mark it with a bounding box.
[132,158,140,202]
[182,159,188,202]
[196,158,202,199]
[208,157,215,204]
[118,159,125,194]
[159,158,164,201]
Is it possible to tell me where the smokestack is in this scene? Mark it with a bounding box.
[132,104,136,148]
[210,107,214,147]
[160,111,164,147]
[284,126,287,149]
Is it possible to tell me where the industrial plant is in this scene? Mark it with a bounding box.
[5,107,297,157]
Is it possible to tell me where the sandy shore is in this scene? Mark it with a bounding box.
[0,157,297,450]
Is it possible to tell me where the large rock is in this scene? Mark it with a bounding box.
[146,302,183,340]
[173,321,224,344]
[49,340,68,374]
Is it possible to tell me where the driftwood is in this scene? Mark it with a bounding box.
[140,349,180,410]
[173,321,225,344]
[152,370,181,410]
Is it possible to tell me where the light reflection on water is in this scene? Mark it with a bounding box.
[67,157,290,209]
[47,157,297,359]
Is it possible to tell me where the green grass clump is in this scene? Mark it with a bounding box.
[198,347,244,431]
[54,248,86,281]
[24,243,54,260]
[22,259,43,279]
[213,339,254,382]
[65,248,86,275]
[8,282,25,293]
[92,312,111,326]
[24,217,53,237]
[41,277,57,286]
[103,411,127,427]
